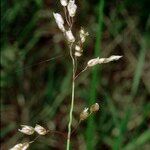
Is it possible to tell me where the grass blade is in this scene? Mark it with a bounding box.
[123,130,150,150]
[86,0,105,149]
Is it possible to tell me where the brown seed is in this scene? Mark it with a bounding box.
[80,108,89,121]
[90,103,99,113]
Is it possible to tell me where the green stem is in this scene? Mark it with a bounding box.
[86,0,105,149]
[66,44,75,150]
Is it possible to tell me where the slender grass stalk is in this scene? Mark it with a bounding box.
[66,43,75,150]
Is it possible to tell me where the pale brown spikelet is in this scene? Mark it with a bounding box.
[90,103,100,113]
[60,0,68,6]
[10,142,29,150]
[53,13,65,32]
[79,27,89,43]
[34,124,47,135]
[18,125,34,135]
[87,57,100,67]
[80,108,89,121]
[98,55,122,64]
[67,0,77,17]
[65,30,75,43]
[87,55,122,67]
[75,45,83,57]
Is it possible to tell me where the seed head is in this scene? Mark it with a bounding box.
[18,125,34,135]
[53,13,65,32]
[10,142,29,150]
[67,0,77,17]
[34,124,47,135]
[60,0,68,6]
[65,30,75,43]
[90,103,100,113]
[80,108,89,121]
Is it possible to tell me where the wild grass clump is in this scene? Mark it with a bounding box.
[9,1,122,150]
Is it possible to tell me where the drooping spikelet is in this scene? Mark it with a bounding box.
[34,124,47,135]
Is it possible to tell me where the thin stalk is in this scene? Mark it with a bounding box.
[74,66,88,80]
[66,43,75,150]
[64,7,71,26]
[71,120,81,135]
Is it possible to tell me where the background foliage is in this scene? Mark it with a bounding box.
[1,0,150,149]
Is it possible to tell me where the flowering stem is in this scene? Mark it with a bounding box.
[66,43,75,150]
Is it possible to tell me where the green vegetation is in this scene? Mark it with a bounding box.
[1,0,149,149]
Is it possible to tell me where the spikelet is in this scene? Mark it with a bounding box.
[75,45,83,57]
[10,142,29,150]
[87,57,100,67]
[87,55,122,67]
[67,0,77,17]
[74,28,89,57]
[18,125,34,135]
[98,55,122,64]
[90,103,99,113]
[53,13,65,32]
[34,124,47,135]
[65,30,75,43]
[79,27,89,43]
[80,108,89,121]
[60,0,68,6]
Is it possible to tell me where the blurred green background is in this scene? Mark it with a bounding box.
[1,0,150,149]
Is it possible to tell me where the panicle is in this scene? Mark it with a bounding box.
[53,13,65,32]
[18,125,34,135]
[80,108,89,121]
[90,103,100,113]
[34,124,47,135]
[10,142,29,150]
[60,0,68,6]
[65,30,75,43]
[74,28,89,57]
[67,0,77,17]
